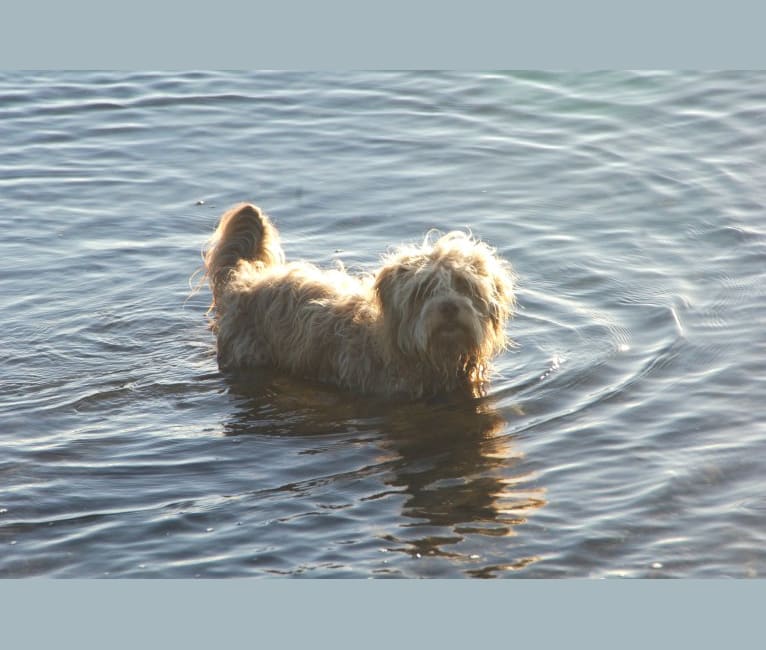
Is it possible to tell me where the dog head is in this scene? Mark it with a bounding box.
[374,231,515,377]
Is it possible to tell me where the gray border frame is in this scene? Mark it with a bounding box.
[3,580,764,647]
[3,1,766,68]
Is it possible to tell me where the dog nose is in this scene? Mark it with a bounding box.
[439,300,459,318]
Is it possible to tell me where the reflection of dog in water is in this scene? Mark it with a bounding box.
[204,203,515,398]
[222,383,546,574]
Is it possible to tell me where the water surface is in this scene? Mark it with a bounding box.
[1,71,765,577]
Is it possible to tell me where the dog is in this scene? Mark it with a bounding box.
[203,203,515,399]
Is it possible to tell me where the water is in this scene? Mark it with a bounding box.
[1,71,765,578]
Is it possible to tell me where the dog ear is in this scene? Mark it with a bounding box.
[374,263,409,308]
[487,264,515,332]
[374,263,416,356]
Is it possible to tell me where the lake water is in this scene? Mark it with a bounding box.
[1,70,765,578]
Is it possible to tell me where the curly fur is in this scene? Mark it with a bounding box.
[203,203,515,399]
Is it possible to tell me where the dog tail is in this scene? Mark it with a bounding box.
[204,203,284,309]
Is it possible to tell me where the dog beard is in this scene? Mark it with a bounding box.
[417,302,485,363]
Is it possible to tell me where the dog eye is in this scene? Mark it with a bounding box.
[412,284,433,303]
[453,276,472,294]
[455,276,490,311]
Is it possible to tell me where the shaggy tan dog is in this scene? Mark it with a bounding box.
[204,203,515,399]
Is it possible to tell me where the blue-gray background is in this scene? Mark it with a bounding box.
[2,71,765,577]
